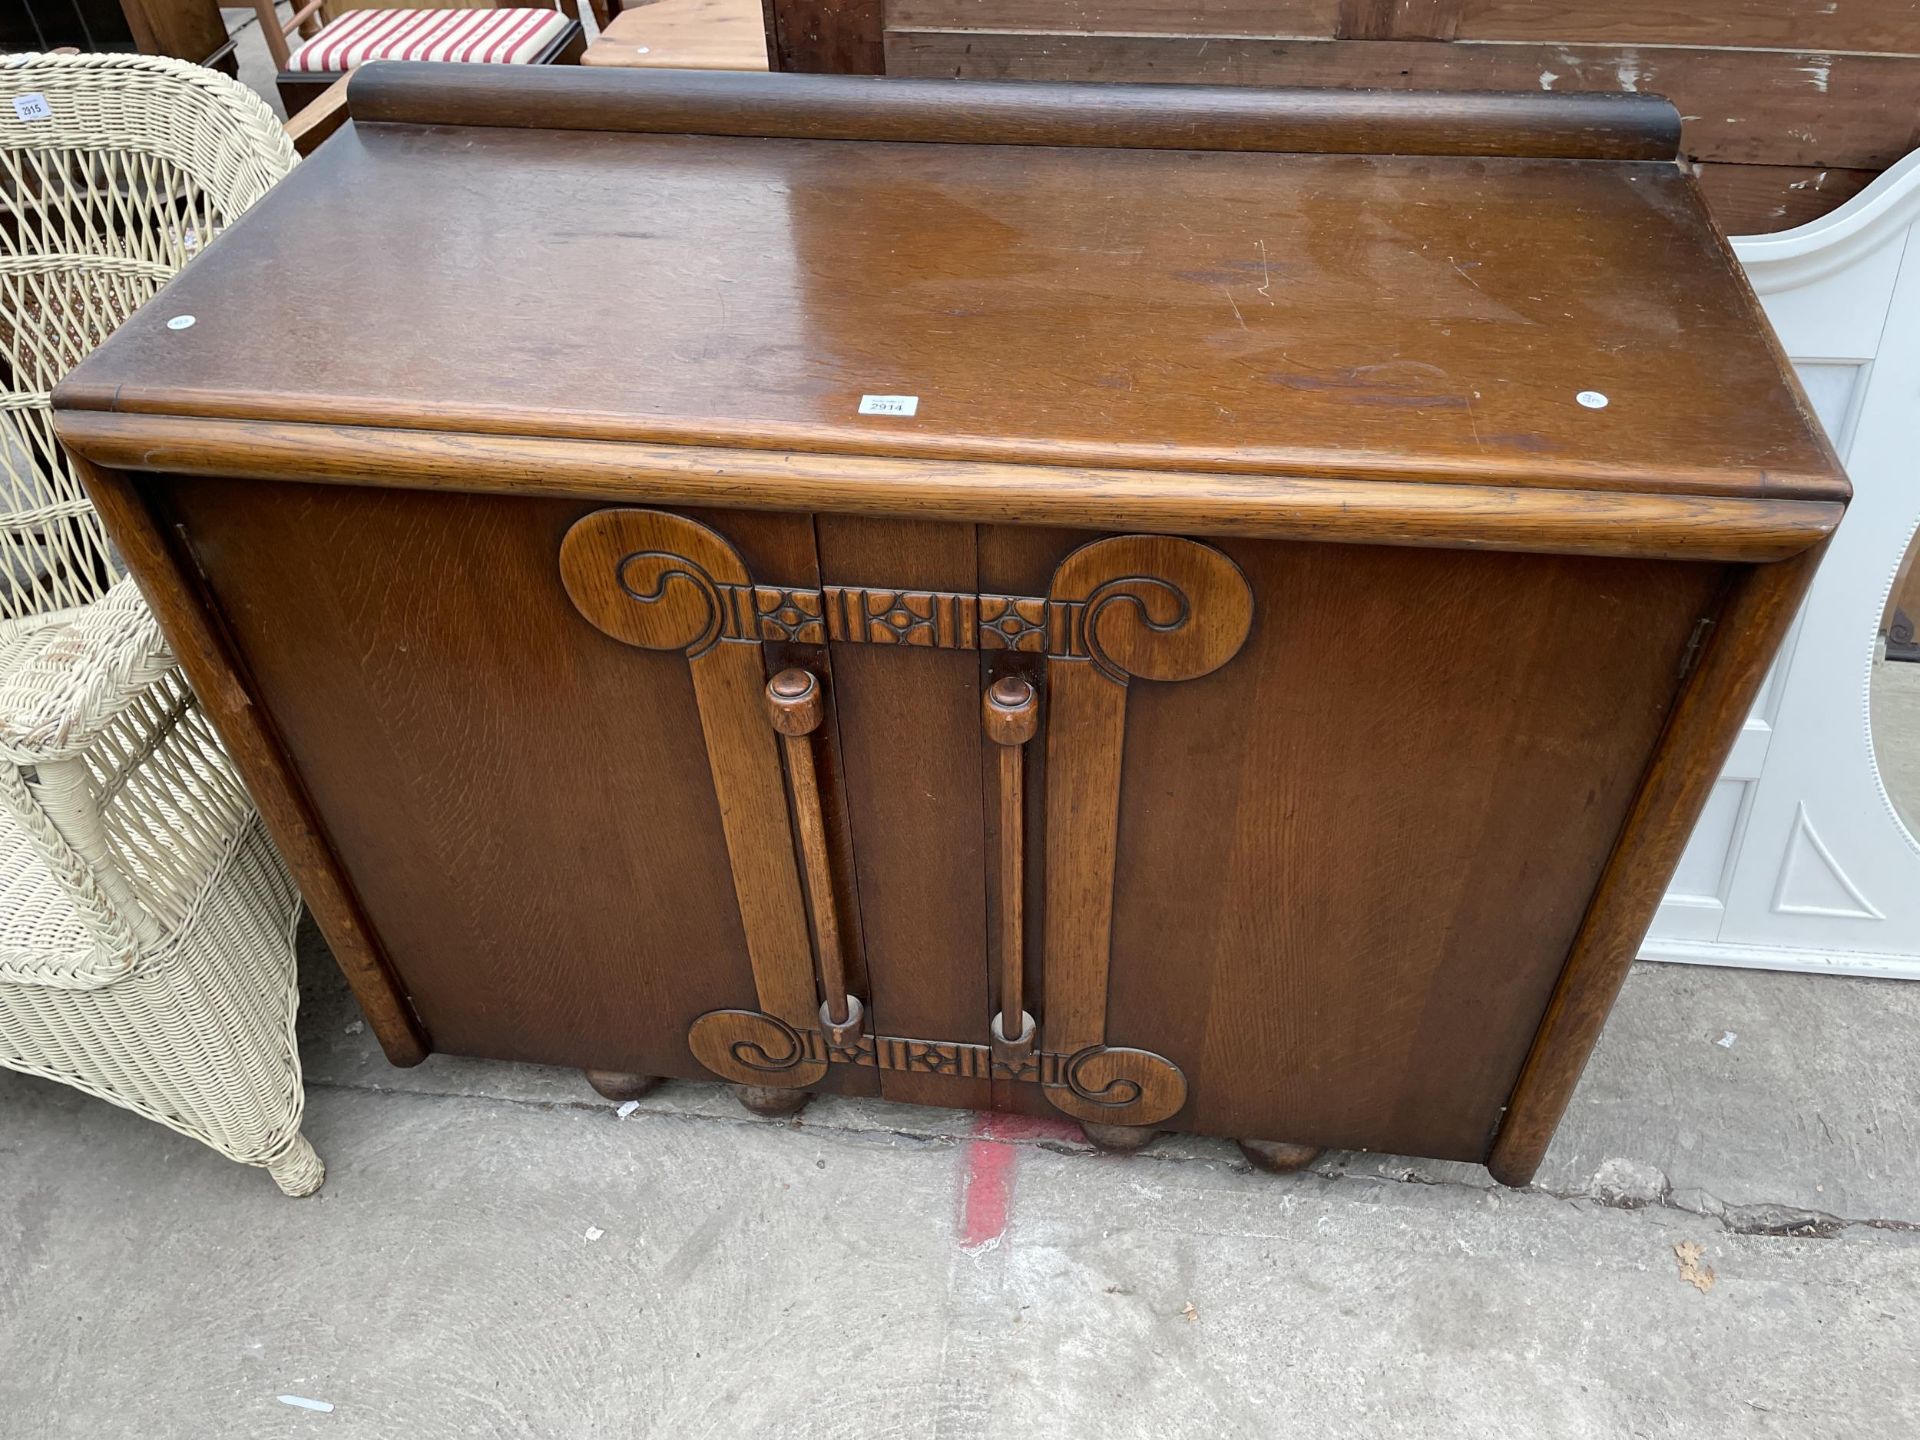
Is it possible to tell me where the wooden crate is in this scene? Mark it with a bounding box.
[760,0,1920,234]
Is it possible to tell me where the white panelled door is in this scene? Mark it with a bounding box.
[1644,152,1920,978]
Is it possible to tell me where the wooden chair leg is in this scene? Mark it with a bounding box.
[247,0,286,68]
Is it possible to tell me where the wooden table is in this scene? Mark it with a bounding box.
[54,66,1846,1184]
[582,0,768,70]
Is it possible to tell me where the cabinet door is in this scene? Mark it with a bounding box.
[611,515,1255,1132]
[166,480,880,1092]
[970,524,1724,1157]
[1075,535,1725,1159]
[812,517,994,1110]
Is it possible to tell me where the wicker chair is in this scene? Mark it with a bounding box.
[0,53,321,1195]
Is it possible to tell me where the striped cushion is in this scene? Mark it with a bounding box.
[285,8,570,72]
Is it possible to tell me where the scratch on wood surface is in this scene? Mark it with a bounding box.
[1223,289,1248,332]
[1256,239,1273,301]
[1463,389,1486,449]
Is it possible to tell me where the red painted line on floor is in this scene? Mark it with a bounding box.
[957,1111,1081,1251]
[958,1112,1018,1252]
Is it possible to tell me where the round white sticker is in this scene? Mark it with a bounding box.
[166,315,196,331]
[1576,390,1609,409]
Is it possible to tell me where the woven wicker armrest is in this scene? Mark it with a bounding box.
[0,578,174,766]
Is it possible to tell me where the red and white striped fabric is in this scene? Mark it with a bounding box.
[285,8,570,72]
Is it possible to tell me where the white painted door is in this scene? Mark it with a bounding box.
[1643,152,1920,978]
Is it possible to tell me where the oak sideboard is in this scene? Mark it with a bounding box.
[53,66,1848,1183]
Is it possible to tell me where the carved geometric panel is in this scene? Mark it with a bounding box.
[651,582,1084,653]
[979,594,1048,651]
[811,1020,1056,1081]
[686,1008,1186,1125]
[1772,802,1885,919]
[753,585,826,644]
[824,585,978,647]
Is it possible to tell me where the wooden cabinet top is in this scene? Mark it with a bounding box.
[58,67,1844,506]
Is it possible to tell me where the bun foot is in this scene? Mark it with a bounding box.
[585,1070,662,1102]
[734,1084,811,1118]
[1237,1139,1322,1174]
[1081,1122,1158,1153]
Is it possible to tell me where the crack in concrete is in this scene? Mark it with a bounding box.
[1528,1174,1920,1239]
[304,1073,1920,1241]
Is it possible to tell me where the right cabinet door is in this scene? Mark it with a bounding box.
[1010,529,1729,1160]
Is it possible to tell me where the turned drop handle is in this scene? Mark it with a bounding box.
[766,669,860,1039]
[984,675,1039,1053]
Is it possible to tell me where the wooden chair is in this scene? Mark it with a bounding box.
[247,0,586,112]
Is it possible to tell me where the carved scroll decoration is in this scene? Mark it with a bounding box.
[568,564,1209,659]
[562,513,1246,1130]
[1038,536,1252,1125]
[560,509,826,1084]
[687,1008,1187,1127]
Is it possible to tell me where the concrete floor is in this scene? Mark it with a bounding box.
[221,5,288,116]
[3,931,1918,1437]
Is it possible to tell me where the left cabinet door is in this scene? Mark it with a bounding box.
[164,478,875,1092]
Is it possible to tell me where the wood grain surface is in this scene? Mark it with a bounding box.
[1454,0,1920,51]
[582,0,770,69]
[77,463,430,1067]
[560,508,823,1032]
[887,0,1920,48]
[98,469,1806,1158]
[53,413,1845,562]
[1489,545,1825,1183]
[816,517,991,1109]
[765,0,883,72]
[1091,538,1729,1155]
[764,668,856,1028]
[55,91,1840,506]
[152,480,876,1089]
[1692,162,1880,237]
[1041,535,1254,1054]
[875,0,1920,233]
[53,77,1846,1171]
[344,62,1678,158]
[887,0,1339,35]
[884,31,1920,172]
[983,675,1039,1038]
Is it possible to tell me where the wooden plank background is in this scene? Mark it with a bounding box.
[745,0,1920,233]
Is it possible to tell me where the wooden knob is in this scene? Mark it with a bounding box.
[766,668,824,735]
[983,674,1039,747]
